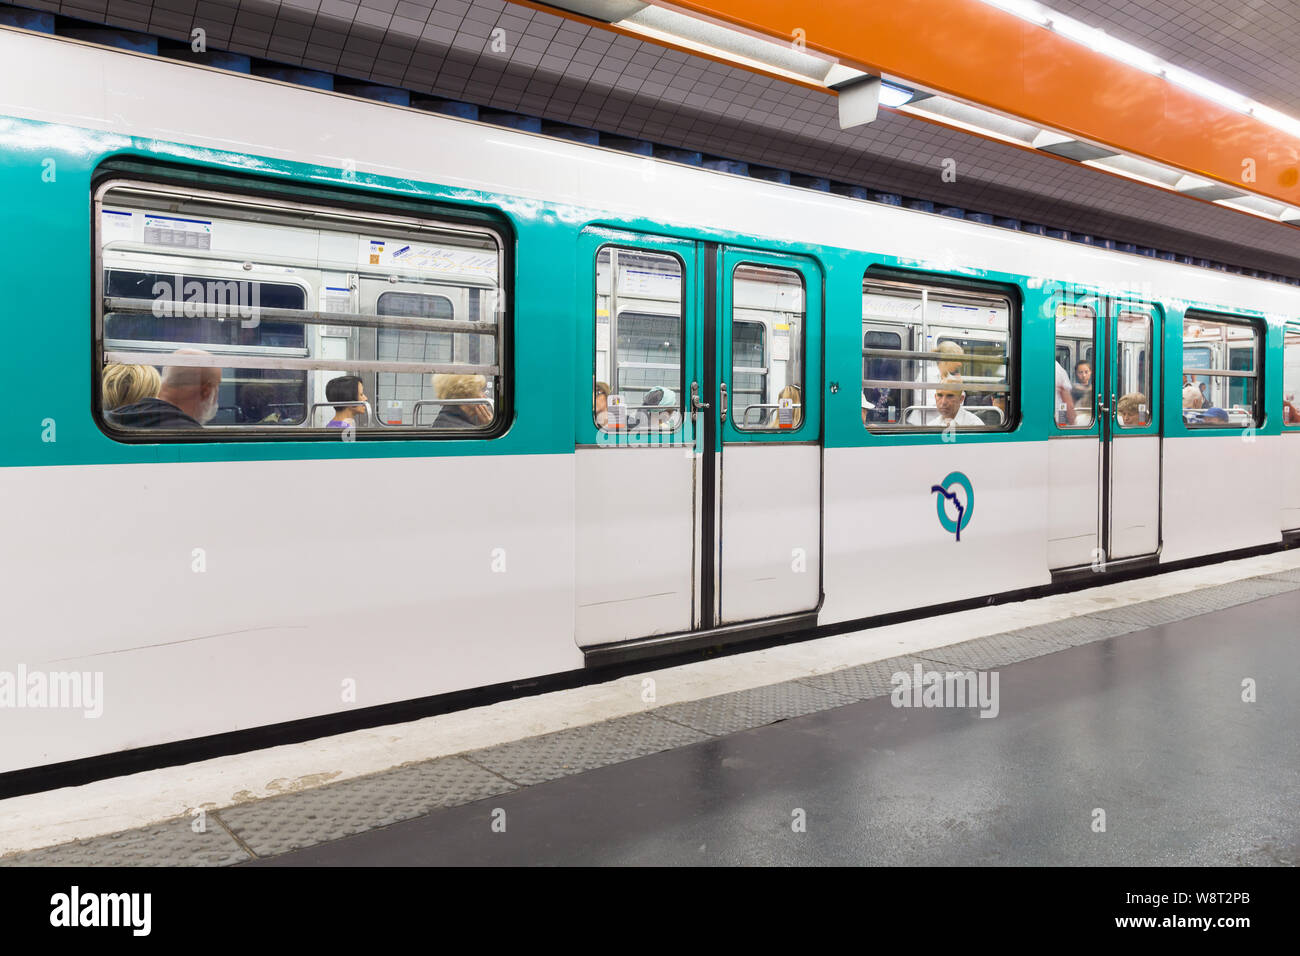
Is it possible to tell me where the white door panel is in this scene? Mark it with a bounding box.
[1282,433,1300,530]
[575,448,694,646]
[719,444,820,623]
[1109,435,1160,558]
[1047,438,1100,568]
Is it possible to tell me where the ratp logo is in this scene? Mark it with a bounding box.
[930,471,974,542]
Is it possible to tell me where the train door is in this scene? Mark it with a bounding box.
[1047,296,1103,569]
[357,277,483,426]
[575,230,700,647]
[715,248,823,624]
[1102,300,1161,560]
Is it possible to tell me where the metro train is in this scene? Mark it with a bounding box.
[3,25,1300,782]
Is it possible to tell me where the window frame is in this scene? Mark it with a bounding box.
[93,176,510,443]
[860,274,1017,434]
[1180,310,1263,430]
[592,243,688,434]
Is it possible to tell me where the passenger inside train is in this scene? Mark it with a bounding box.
[1071,360,1094,405]
[1116,392,1149,426]
[594,381,610,428]
[907,375,984,426]
[105,349,220,428]
[432,373,494,428]
[641,385,681,431]
[101,362,160,411]
[770,384,803,428]
[1054,360,1077,424]
[324,376,368,429]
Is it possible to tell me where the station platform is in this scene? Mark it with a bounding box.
[2,552,1298,866]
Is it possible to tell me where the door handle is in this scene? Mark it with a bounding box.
[720,382,728,421]
[690,380,710,418]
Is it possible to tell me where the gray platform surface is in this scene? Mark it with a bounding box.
[5,572,1298,866]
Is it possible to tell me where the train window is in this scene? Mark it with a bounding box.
[1181,314,1260,428]
[595,246,684,432]
[861,279,1012,431]
[95,180,505,438]
[1114,311,1152,428]
[732,321,766,423]
[1054,302,1095,428]
[1284,323,1300,427]
[375,292,454,425]
[731,264,805,430]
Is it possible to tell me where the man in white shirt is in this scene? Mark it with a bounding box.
[908,375,985,427]
[1054,361,1076,424]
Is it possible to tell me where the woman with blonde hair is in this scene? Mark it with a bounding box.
[769,383,803,428]
[102,363,161,410]
[935,340,965,378]
[432,373,494,428]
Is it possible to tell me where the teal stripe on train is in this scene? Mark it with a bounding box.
[0,115,1286,468]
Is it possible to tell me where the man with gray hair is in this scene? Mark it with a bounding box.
[105,348,222,428]
[907,375,985,427]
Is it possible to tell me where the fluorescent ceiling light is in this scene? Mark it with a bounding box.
[878,82,914,108]
[1174,174,1214,192]
[1084,154,1183,189]
[1162,65,1252,113]
[615,4,841,85]
[975,0,1300,131]
[980,0,1050,26]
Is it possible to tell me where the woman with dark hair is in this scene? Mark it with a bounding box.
[325,375,367,429]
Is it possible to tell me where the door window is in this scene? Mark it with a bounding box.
[731,264,805,430]
[594,246,684,432]
[1114,311,1153,428]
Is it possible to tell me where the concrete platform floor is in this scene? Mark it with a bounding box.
[256,591,1299,866]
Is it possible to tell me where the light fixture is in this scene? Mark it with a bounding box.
[979,0,1051,27]
[974,0,1300,131]
[613,3,843,86]
[878,81,915,108]
[1032,130,1119,161]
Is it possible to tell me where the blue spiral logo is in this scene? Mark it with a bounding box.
[930,471,974,542]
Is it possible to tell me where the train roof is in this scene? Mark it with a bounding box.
[3,24,1299,323]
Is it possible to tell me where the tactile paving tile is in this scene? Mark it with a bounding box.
[1090,578,1298,628]
[795,655,932,702]
[999,614,1146,647]
[654,680,855,737]
[0,814,249,867]
[916,630,1073,670]
[218,755,515,858]
[465,713,711,787]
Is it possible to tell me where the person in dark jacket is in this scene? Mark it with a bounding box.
[105,349,221,429]
[432,373,493,428]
